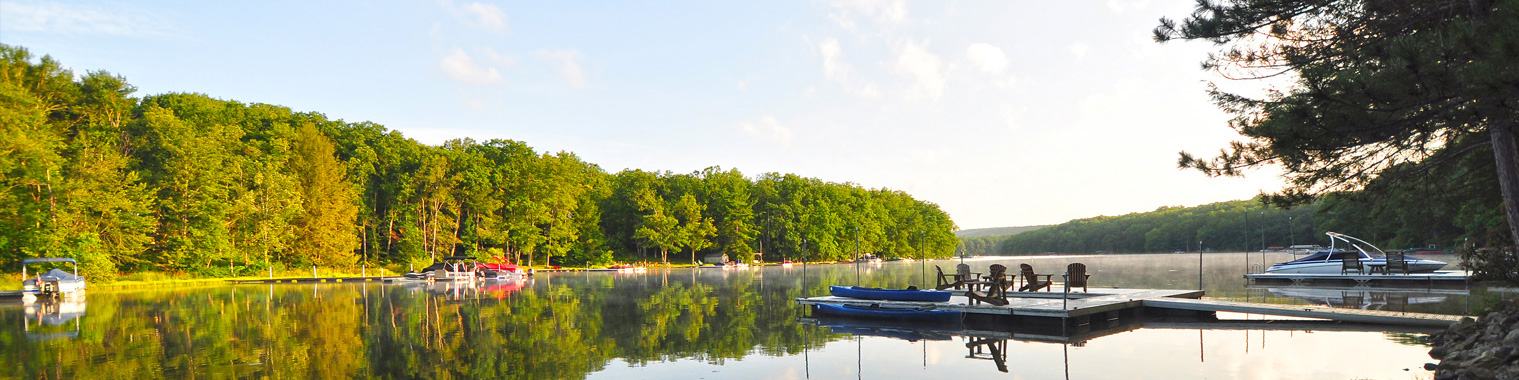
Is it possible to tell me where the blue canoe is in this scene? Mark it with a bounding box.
[812,303,962,321]
[829,285,953,302]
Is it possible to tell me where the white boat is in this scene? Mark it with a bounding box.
[400,256,481,282]
[1265,232,1446,274]
[21,258,87,301]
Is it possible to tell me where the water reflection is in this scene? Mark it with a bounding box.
[0,253,1509,379]
[24,297,86,341]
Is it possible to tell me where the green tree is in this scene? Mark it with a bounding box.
[1156,0,1519,265]
[632,186,679,263]
[672,193,716,264]
[290,123,360,266]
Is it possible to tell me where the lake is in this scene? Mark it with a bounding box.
[4,252,1507,379]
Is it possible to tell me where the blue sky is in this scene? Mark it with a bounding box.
[1,0,1286,230]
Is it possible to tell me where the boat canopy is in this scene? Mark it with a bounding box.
[23,258,77,264]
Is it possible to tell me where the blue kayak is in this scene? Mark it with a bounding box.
[829,285,952,302]
[812,303,962,321]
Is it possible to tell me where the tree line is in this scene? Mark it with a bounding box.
[0,45,957,280]
[983,199,1320,255]
[978,181,1502,263]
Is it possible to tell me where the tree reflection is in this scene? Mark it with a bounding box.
[0,273,837,379]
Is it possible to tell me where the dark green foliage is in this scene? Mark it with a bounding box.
[0,44,958,275]
[996,199,1318,254]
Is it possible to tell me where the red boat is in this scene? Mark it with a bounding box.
[478,257,531,277]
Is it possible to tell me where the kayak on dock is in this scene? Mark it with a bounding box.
[829,285,953,302]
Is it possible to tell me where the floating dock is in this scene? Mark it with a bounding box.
[797,287,1467,328]
[1244,270,1470,286]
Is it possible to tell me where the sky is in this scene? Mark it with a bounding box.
[0,0,1287,230]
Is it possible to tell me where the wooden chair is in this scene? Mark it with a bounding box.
[935,265,955,289]
[1340,252,1364,275]
[1018,264,1052,292]
[956,263,980,283]
[1063,263,1090,293]
[966,264,1010,306]
[1383,250,1409,274]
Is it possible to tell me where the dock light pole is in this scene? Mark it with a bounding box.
[1243,210,1250,274]
[1260,211,1266,271]
[1197,240,1204,291]
[1289,216,1296,246]
[919,230,925,289]
[854,227,860,286]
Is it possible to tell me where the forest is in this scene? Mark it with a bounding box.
[978,177,1504,259]
[0,45,958,281]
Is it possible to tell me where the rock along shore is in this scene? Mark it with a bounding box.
[1428,300,1519,380]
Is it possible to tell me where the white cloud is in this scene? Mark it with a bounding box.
[737,80,748,90]
[829,0,909,28]
[463,96,487,110]
[893,40,945,100]
[536,49,587,89]
[966,43,1008,74]
[1069,42,1091,60]
[483,47,516,66]
[439,48,507,85]
[438,1,508,34]
[819,38,848,83]
[461,2,508,33]
[0,1,168,36]
[739,116,794,148]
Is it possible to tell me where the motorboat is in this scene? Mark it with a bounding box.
[478,256,532,278]
[829,285,953,302]
[1265,232,1446,274]
[21,258,86,301]
[401,256,482,282]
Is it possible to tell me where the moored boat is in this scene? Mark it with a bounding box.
[811,303,962,321]
[21,258,86,301]
[829,285,953,302]
[1265,232,1446,274]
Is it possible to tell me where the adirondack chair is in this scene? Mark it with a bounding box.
[1383,250,1410,274]
[935,265,956,290]
[966,264,1010,306]
[1063,263,1090,293]
[1340,251,1364,275]
[956,263,980,283]
[1018,264,1052,292]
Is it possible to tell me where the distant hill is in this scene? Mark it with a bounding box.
[955,226,1048,238]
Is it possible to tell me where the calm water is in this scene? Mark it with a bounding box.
[4,253,1510,379]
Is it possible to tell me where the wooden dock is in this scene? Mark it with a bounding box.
[1244,270,1470,286]
[1140,297,1464,327]
[796,287,1468,327]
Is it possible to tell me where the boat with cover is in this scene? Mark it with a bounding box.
[829,285,953,302]
[401,256,482,281]
[21,258,86,300]
[811,303,962,321]
[1265,232,1446,274]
